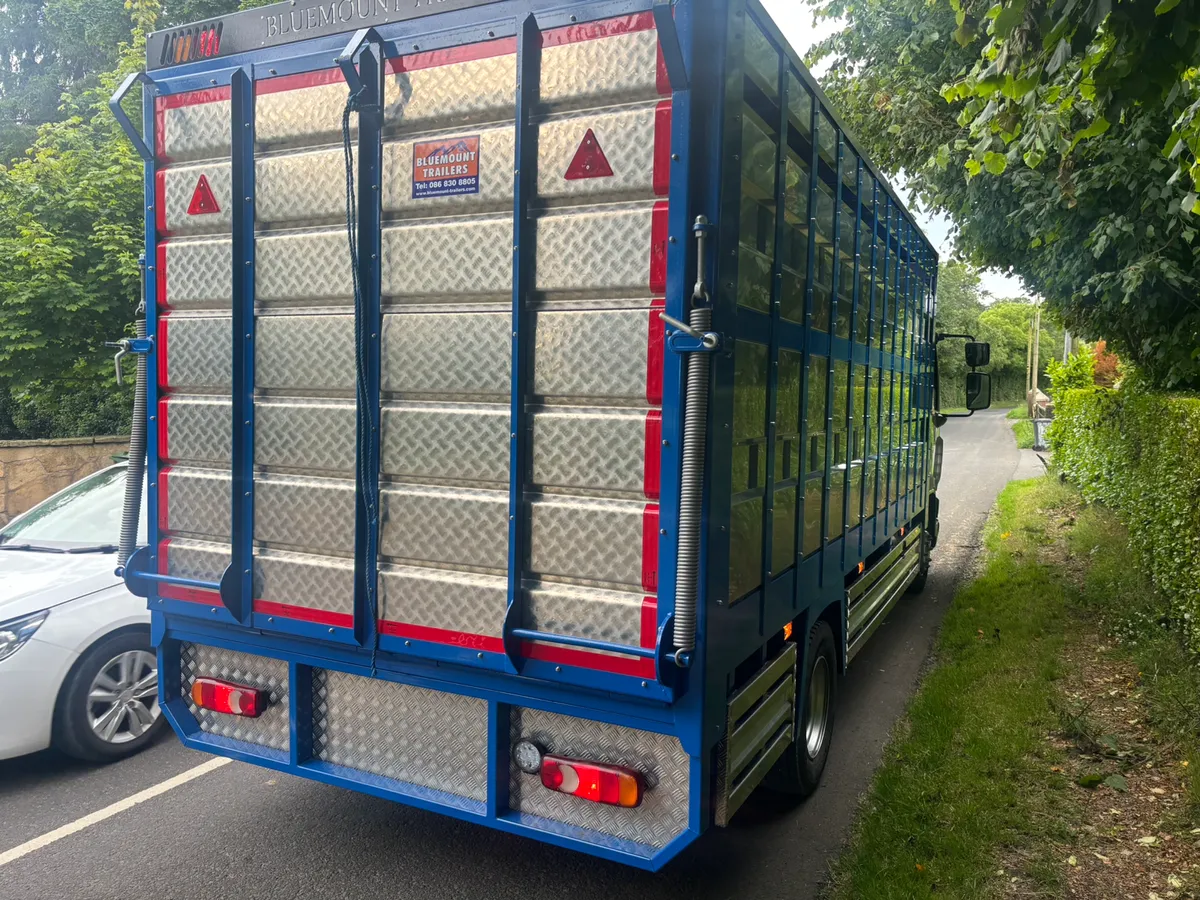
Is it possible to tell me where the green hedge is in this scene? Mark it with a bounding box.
[1051,387,1200,654]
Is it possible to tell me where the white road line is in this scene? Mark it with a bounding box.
[0,756,232,868]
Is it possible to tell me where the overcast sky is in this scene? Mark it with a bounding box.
[757,0,1029,300]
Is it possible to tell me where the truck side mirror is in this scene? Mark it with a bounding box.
[965,342,990,368]
[966,371,992,410]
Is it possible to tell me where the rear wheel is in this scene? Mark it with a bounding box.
[906,529,933,595]
[765,619,838,797]
[53,630,165,762]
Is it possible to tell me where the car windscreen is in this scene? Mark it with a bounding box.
[0,467,147,548]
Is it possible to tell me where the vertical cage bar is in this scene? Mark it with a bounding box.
[843,155,863,554]
[820,133,843,576]
[143,84,162,603]
[796,75,820,578]
[352,43,384,650]
[226,66,256,624]
[502,14,541,671]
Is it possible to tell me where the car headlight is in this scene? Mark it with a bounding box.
[0,610,49,662]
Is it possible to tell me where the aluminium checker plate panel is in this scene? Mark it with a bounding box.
[154,12,674,674]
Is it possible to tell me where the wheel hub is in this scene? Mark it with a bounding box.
[87,649,161,745]
[805,655,831,759]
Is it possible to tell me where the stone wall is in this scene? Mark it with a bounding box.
[0,436,129,526]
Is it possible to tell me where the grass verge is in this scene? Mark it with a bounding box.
[1012,418,1035,449]
[826,477,1200,899]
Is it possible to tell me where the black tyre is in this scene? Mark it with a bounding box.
[53,629,165,763]
[765,619,838,797]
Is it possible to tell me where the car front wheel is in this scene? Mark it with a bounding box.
[54,630,165,762]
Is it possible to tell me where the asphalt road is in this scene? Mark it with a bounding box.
[0,408,1021,900]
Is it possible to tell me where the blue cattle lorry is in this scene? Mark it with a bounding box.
[110,0,992,869]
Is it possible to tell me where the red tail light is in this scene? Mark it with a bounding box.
[191,677,266,717]
[540,755,644,808]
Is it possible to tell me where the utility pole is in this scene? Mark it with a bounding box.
[1063,329,1071,362]
[1031,302,1041,392]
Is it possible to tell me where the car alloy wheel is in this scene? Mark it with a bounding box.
[87,649,161,745]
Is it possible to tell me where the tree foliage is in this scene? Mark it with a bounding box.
[812,0,1200,390]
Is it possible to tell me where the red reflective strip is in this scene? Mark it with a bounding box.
[156,241,169,310]
[653,101,673,196]
[641,596,658,649]
[642,504,659,592]
[255,67,344,95]
[157,317,169,387]
[521,641,655,678]
[161,583,221,604]
[158,465,170,533]
[158,86,231,109]
[649,201,669,294]
[379,620,504,654]
[254,600,352,629]
[387,37,518,75]
[154,170,168,234]
[643,410,662,499]
[541,11,655,47]
[646,298,665,406]
[158,398,170,462]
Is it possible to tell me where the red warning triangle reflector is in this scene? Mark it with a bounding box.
[565,129,615,180]
[186,174,221,216]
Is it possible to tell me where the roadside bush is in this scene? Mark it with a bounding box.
[1052,386,1200,655]
[1045,347,1095,402]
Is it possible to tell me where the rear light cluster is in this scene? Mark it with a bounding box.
[160,22,223,67]
[191,677,266,717]
[514,740,644,808]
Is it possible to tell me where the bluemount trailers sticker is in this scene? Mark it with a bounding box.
[412,136,481,199]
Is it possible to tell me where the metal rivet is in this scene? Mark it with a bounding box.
[245,260,252,266]
[245,196,251,202]
[150,482,156,488]
[413,44,420,50]
[555,666,562,673]
[158,599,164,604]
[269,68,277,75]
[641,681,648,688]
[668,236,677,244]
[211,607,218,614]
[244,569,250,575]
[569,14,577,21]
[512,331,518,337]
[147,205,154,211]
[510,432,517,438]
[328,627,336,634]
[662,439,669,447]
[660,528,667,535]
[405,640,412,647]
[244,492,251,497]
[211,79,217,86]
[487,30,495,37]
[672,153,680,161]
[477,652,484,660]
[371,332,377,338]
[150,415,156,422]
[246,333,252,339]
[509,515,515,521]
[268,617,274,623]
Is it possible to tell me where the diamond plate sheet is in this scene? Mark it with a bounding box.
[531,408,649,494]
[256,314,354,392]
[379,484,508,571]
[532,308,650,402]
[180,642,289,751]
[165,539,353,615]
[257,399,355,473]
[381,216,512,300]
[529,496,647,589]
[163,240,233,311]
[257,77,352,149]
[383,126,515,215]
[256,473,355,554]
[161,162,232,236]
[379,565,506,636]
[256,149,345,228]
[380,402,509,484]
[541,28,662,112]
[524,583,643,647]
[161,101,230,164]
[509,706,688,849]
[535,205,655,295]
[538,104,660,202]
[164,396,230,464]
[381,310,509,398]
[313,669,488,801]
[163,466,229,539]
[257,231,353,305]
[384,52,516,133]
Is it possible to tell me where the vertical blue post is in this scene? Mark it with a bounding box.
[843,156,862,556]
[820,135,843,579]
[352,42,384,651]
[225,66,255,623]
[141,82,162,606]
[797,86,819,584]
[502,14,540,672]
[865,178,879,547]
[486,702,511,819]
[760,45,787,601]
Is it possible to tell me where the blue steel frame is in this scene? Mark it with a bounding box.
[117,0,942,871]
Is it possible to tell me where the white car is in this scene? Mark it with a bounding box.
[0,464,164,762]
